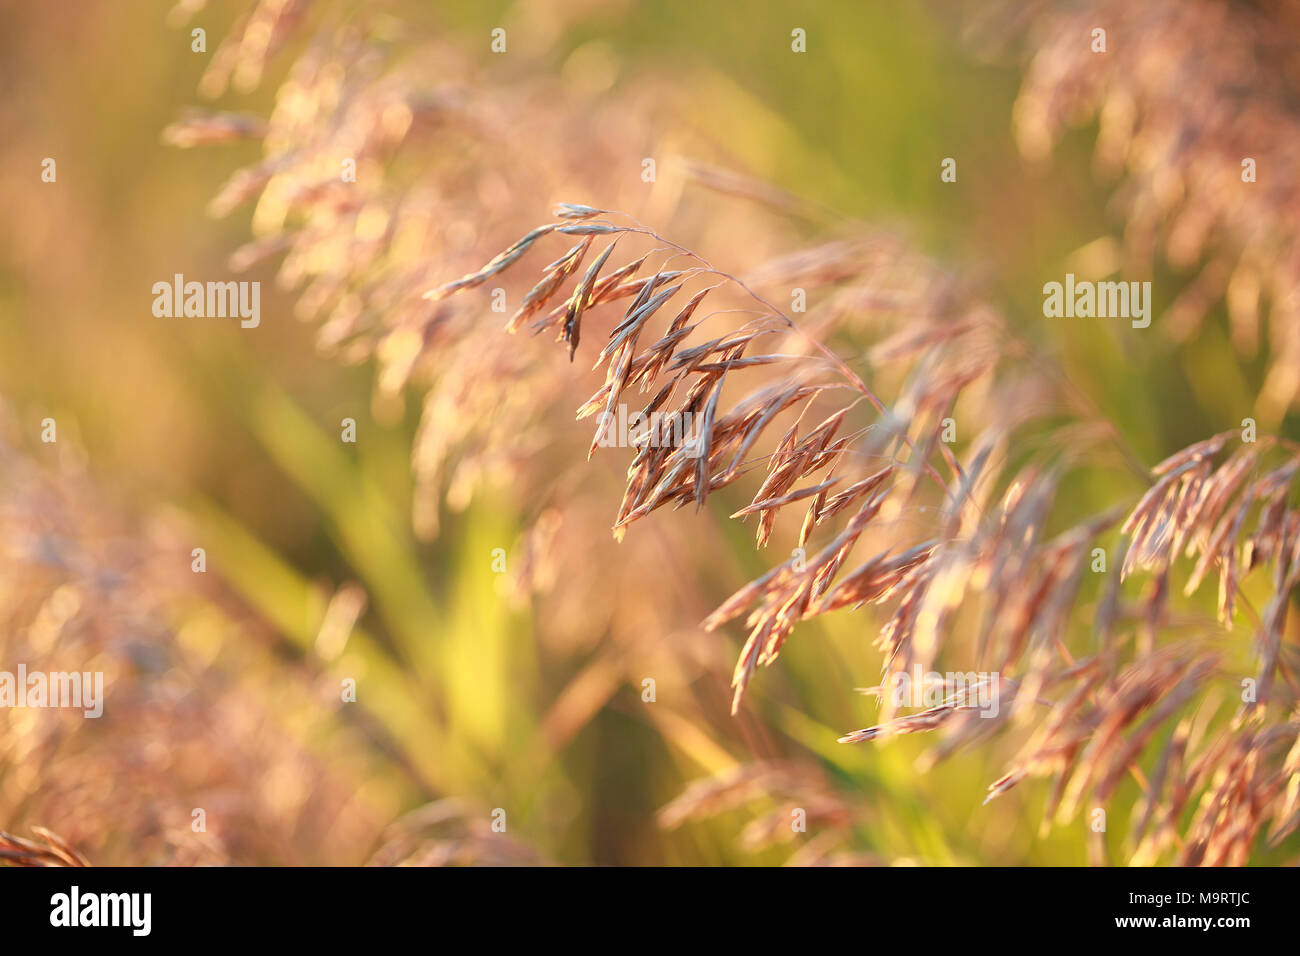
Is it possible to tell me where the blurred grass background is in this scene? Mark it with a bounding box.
[0,0,1286,864]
